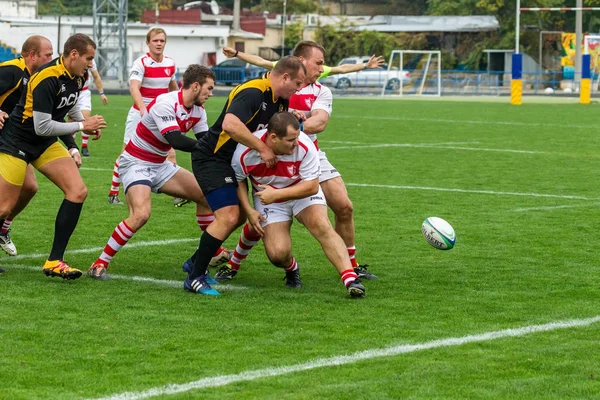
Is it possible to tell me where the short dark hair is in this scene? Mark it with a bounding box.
[63,34,96,56]
[182,64,216,88]
[292,41,325,59]
[268,112,300,138]
[21,35,49,57]
[271,56,306,79]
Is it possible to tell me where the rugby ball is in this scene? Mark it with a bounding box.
[421,217,456,250]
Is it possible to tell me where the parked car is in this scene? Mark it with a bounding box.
[211,58,267,85]
[320,63,411,90]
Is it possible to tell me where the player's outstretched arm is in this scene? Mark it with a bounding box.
[91,70,108,105]
[223,46,274,70]
[329,55,385,75]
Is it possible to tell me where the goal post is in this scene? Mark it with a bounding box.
[584,35,600,93]
[382,50,442,97]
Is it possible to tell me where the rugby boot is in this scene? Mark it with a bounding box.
[354,264,378,280]
[347,279,366,298]
[42,260,82,280]
[0,230,17,256]
[184,275,220,296]
[214,265,237,282]
[284,268,303,288]
[108,194,124,205]
[88,261,112,280]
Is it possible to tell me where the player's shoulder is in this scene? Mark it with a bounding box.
[0,57,26,71]
[297,132,316,152]
[31,57,63,84]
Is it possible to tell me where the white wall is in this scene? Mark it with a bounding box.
[0,0,37,18]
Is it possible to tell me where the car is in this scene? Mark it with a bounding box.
[320,55,411,90]
[211,58,267,85]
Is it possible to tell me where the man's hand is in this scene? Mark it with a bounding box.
[366,55,385,69]
[291,110,306,122]
[259,145,277,168]
[256,184,279,205]
[222,46,236,58]
[69,148,82,168]
[139,106,147,116]
[246,209,265,236]
[100,94,108,105]
[0,111,8,129]
[82,115,106,140]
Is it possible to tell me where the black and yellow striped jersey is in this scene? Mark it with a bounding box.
[0,57,29,115]
[0,56,85,161]
[202,72,288,162]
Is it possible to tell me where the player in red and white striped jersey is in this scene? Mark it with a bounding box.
[218,41,377,282]
[231,112,365,298]
[107,27,178,205]
[88,65,219,281]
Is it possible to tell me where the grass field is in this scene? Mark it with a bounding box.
[2,95,600,399]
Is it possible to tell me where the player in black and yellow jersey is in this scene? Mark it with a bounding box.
[0,33,106,280]
[183,56,306,295]
[0,35,55,259]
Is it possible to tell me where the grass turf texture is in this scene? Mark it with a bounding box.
[1,96,600,399]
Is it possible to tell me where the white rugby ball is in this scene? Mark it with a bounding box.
[421,217,456,250]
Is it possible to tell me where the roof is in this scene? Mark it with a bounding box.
[350,16,500,33]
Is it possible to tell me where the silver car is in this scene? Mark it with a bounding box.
[320,64,411,90]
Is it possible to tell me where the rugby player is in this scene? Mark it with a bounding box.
[0,33,106,279]
[232,112,366,297]
[183,56,305,295]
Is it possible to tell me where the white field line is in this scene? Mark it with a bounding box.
[3,238,199,262]
[5,264,247,291]
[319,140,480,146]
[80,167,115,172]
[513,202,600,212]
[345,183,594,200]
[334,114,596,130]
[323,143,543,154]
[93,315,600,400]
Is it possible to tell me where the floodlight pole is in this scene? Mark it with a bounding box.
[575,0,583,84]
[516,0,520,53]
[281,0,287,57]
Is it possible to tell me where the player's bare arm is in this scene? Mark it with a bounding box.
[168,79,179,92]
[91,69,108,105]
[257,179,319,205]
[237,180,265,236]
[301,109,330,134]
[129,80,146,115]
[223,113,277,167]
[223,46,274,70]
[330,55,384,75]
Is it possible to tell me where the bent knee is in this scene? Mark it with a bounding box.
[21,180,39,199]
[331,198,353,218]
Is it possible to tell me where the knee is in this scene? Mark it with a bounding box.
[332,198,353,219]
[217,207,240,229]
[266,247,292,267]
[67,183,88,203]
[21,180,38,200]
[129,208,151,230]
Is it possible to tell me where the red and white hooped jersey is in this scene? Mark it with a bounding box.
[288,82,332,149]
[129,53,176,109]
[125,90,207,163]
[232,129,320,193]
[82,59,97,91]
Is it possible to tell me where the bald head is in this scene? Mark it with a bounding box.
[21,35,53,72]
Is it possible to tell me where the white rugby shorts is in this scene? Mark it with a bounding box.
[119,151,180,194]
[77,89,92,111]
[318,150,341,183]
[253,186,327,227]
[124,106,142,144]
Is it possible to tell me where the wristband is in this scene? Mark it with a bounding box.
[78,122,84,131]
[69,148,80,156]
[298,120,304,131]
[99,92,105,96]
[234,50,239,57]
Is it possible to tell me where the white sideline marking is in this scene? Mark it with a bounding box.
[320,140,479,146]
[335,115,595,130]
[93,315,600,400]
[4,238,198,261]
[80,167,114,172]
[346,183,593,200]
[513,202,600,212]
[5,264,247,291]
[323,143,543,154]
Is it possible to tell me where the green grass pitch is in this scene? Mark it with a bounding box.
[1,95,600,399]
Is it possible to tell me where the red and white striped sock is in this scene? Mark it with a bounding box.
[82,133,89,147]
[0,218,13,234]
[228,223,261,271]
[284,257,298,272]
[109,159,121,196]
[96,220,135,265]
[340,269,358,288]
[347,246,358,268]
[196,213,226,257]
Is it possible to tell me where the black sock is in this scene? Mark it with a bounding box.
[49,199,83,261]
[190,231,223,280]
